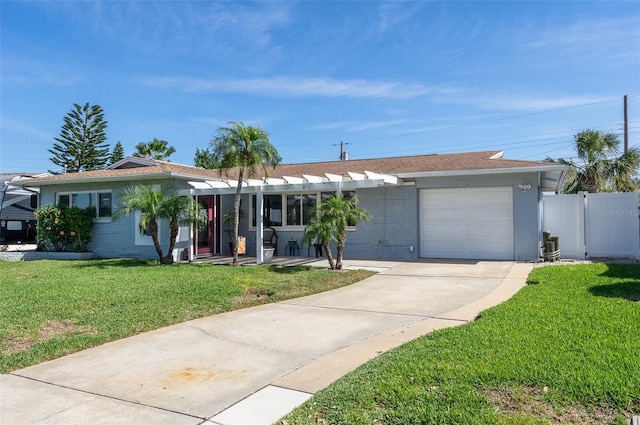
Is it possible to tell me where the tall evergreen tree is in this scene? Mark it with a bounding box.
[109,141,125,165]
[49,103,110,173]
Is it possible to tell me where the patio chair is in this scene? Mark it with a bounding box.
[263,226,278,256]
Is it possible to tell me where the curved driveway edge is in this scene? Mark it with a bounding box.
[0,261,532,425]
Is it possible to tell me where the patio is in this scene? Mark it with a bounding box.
[190,254,326,267]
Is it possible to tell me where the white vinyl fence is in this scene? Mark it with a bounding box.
[542,192,640,259]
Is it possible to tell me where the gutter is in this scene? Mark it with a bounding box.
[20,172,182,187]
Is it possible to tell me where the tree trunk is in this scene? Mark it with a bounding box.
[160,220,180,265]
[335,235,347,270]
[231,168,244,267]
[149,220,165,262]
[335,245,343,270]
[322,240,336,270]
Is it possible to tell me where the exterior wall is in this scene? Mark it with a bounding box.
[38,178,191,261]
[241,186,419,260]
[33,171,543,262]
[345,185,419,260]
[415,172,541,261]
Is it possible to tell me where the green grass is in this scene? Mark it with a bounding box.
[281,264,640,425]
[0,259,374,373]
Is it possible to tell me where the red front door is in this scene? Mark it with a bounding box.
[194,195,220,255]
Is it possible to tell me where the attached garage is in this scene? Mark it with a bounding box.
[419,187,514,260]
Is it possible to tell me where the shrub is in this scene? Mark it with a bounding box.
[35,204,95,252]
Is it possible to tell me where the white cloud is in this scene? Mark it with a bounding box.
[37,1,292,57]
[524,16,640,59]
[136,76,435,99]
[437,92,615,112]
[310,119,408,132]
[1,116,54,141]
[375,2,423,34]
[0,54,82,87]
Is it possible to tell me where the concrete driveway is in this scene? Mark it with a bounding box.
[0,260,532,425]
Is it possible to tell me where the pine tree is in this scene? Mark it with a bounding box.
[194,147,220,169]
[109,141,125,165]
[49,103,110,173]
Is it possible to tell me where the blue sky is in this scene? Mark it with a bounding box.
[1,1,639,173]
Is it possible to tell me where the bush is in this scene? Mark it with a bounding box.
[35,205,95,252]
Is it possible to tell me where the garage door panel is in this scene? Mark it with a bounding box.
[465,188,512,205]
[421,207,465,221]
[466,223,512,240]
[422,224,466,239]
[421,191,465,205]
[466,241,513,259]
[421,240,467,256]
[471,206,512,220]
[420,187,514,260]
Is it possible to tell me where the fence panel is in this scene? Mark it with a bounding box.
[585,192,639,258]
[542,192,639,259]
[542,194,585,259]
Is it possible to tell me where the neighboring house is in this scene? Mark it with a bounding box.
[21,151,566,262]
[1,173,49,242]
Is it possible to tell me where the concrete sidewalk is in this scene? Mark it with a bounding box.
[0,260,532,425]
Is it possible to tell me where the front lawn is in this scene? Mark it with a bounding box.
[281,263,640,425]
[0,259,373,373]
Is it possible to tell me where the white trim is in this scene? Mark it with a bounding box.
[325,173,343,182]
[283,176,304,184]
[303,174,323,183]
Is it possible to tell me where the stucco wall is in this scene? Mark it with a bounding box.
[35,171,543,262]
[38,178,190,261]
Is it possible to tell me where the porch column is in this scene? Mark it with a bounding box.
[189,191,196,262]
[256,187,264,264]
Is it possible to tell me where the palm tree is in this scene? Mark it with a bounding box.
[115,184,205,264]
[304,215,337,270]
[209,121,281,266]
[133,138,176,160]
[305,193,370,270]
[548,130,640,193]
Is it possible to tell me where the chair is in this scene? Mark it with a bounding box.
[287,239,299,256]
[263,227,278,256]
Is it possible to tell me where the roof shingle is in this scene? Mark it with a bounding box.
[24,151,560,185]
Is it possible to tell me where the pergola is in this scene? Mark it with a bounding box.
[182,171,401,263]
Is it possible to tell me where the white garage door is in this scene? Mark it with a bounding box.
[420,187,514,260]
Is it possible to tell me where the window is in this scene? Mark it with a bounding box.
[56,191,112,219]
[252,194,282,227]
[286,195,300,226]
[98,193,112,218]
[134,211,157,246]
[251,191,354,228]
